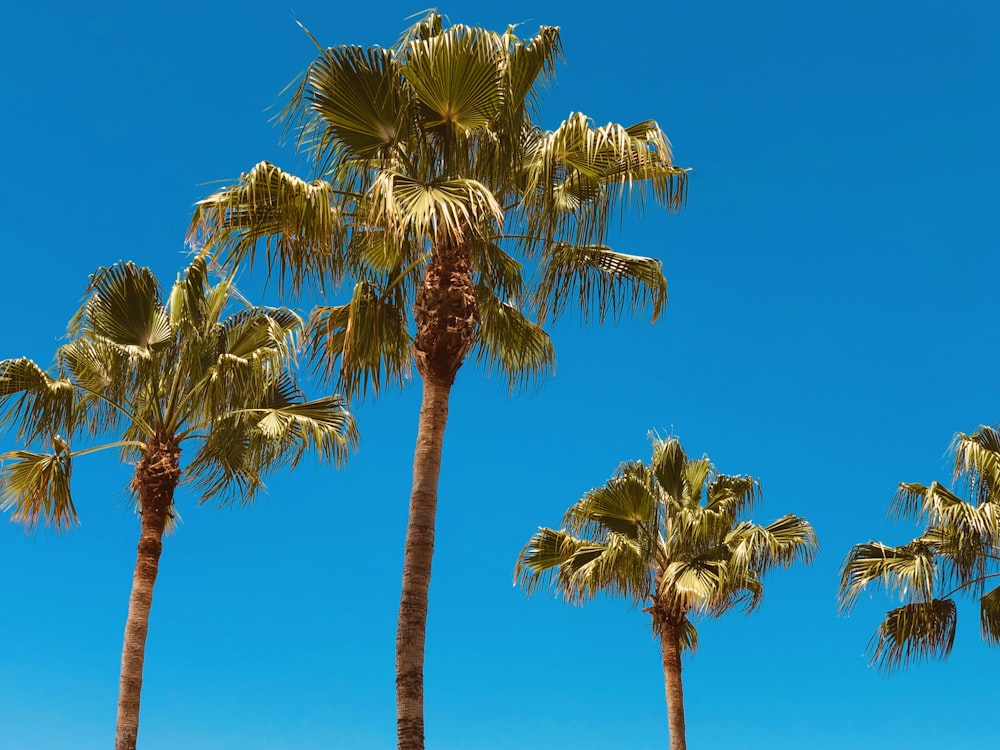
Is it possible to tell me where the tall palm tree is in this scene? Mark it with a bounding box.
[187,13,689,750]
[839,426,1000,670]
[515,436,817,750]
[0,257,357,750]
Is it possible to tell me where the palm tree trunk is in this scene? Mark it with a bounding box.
[660,619,687,750]
[396,373,452,750]
[397,236,478,750]
[116,438,180,750]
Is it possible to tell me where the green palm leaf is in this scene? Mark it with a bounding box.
[535,243,667,324]
[472,282,554,390]
[305,281,412,399]
[0,436,76,531]
[188,161,345,293]
[869,599,957,671]
[77,262,173,352]
[0,358,76,443]
[401,24,504,133]
[295,45,410,160]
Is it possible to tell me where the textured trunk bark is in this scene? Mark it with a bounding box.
[396,237,478,750]
[660,619,688,750]
[395,374,452,750]
[115,437,180,750]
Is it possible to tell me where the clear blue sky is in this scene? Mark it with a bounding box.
[1,1,998,748]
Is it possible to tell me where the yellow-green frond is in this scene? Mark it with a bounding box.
[305,282,412,400]
[868,599,957,672]
[1,437,76,531]
[473,282,554,391]
[188,162,345,294]
[839,539,937,612]
[534,243,667,324]
[0,358,76,444]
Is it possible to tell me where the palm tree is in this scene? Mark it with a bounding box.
[839,426,1000,670]
[515,435,817,750]
[0,257,357,750]
[187,13,689,750]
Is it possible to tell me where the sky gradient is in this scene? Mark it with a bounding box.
[2,1,998,749]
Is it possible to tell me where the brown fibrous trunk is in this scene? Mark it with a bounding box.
[654,604,688,750]
[396,237,478,750]
[115,433,181,750]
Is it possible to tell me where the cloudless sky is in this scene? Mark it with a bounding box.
[1,1,998,748]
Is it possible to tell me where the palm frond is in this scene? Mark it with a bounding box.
[305,281,412,400]
[401,23,504,134]
[980,583,1000,645]
[727,515,819,579]
[534,243,667,324]
[0,436,76,531]
[472,282,554,390]
[367,171,503,246]
[563,462,656,541]
[516,526,651,605]
[891,481,996,542]
[953,426,1000,505]
[839,539,937,611]
[868,598,957,672]
[470,238,525,301]
[188,161,346,293]
[0,358,76,444]
[293,44,410,161]
[75,262,173,353]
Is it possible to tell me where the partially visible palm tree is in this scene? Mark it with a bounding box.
[839,426,1000,670]
[516,435,817,750]
[0,257,357,750]
[188,13,688,749]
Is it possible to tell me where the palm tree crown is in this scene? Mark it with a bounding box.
[188,13,688,396]
[0,257,357,750]
[516,435,817,750]
[839,426,1000,671]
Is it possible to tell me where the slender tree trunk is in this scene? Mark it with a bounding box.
[116,437,180,750]
[395,374,452,750]
[660,618,688,750]
[396,237,478,750]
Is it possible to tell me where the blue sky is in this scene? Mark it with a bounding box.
[1,1,998,748]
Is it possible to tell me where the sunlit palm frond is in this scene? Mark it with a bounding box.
[291,44,410,163]
[868,598,957,671]
[839,539,937,611]
[0,358,76,444]
[368,171,503,246]
[57,340,145,438]
[472,282,554,391]
[953,426,1000,505]
[727,515,818,579]
[305,282,412,400]
[891,481,996,543]
[516,526,650,605]
[75,262,173,354]
[188,161,346,293]
[649,436,689,504]
[501,24,562,118]
[0,436,76,531]
[248,394,358,470]
[562,463,656,541]
[401,22,504,134]
[661,557,720,610]
[534,243,667,325]
[919,523,991,593]
[706,475,761,518]
[219,307,301,361]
